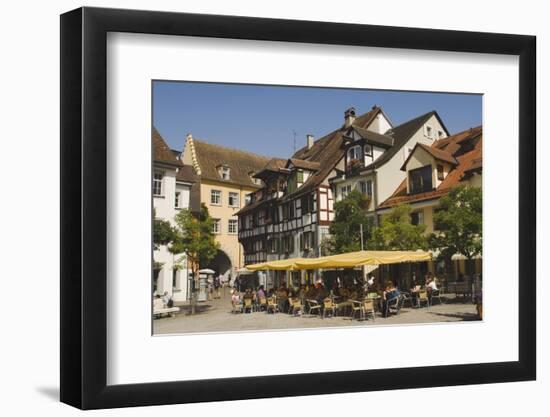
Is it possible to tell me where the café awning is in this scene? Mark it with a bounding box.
[245,250,432,271]
[245,257,308,271]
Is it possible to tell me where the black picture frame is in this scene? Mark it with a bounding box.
[60,6,536,410]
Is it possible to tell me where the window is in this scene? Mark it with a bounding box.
[364,144,373,157]
[228,192,239,207]
[340,184,352,199]
[212,218,221,234]
[348,145,361,161]
[425,125,433,139]
[289,201,295,219]
[301,194,314,214]
[409,165,433,194]
[438,130,445,139]
[411,211,424,226]
[437,164,445,181]
[219,166,230,180]
[245,194,252,205]
[300,231,315,251]
[366,180,373,197]
[282,235,294,253]
[174,192,180,208]
[268,238,279,254]
[296,170,304,183]
[153,171,163,196]
[210,189,221,205]
[228,219,238,234]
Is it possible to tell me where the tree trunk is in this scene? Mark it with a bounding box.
[190,267,197,315]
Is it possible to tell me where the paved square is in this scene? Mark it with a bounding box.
[154,291,480,335]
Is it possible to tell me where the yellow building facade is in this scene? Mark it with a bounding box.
[181,134,272,278]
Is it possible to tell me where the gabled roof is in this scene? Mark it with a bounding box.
[346,125,394,147]
[253,158,288,179]
[349,105,393,130]
[283,128,344,201]
[176,165,198,183]
[379,126,482,209]
[186,138,273,189]
[287,158,321,171]
[400,142,458,171]
[153,128,182,167]
[363,110,449,171]
[281,106,387,200]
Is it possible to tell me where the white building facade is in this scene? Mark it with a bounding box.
[153,129,196,302]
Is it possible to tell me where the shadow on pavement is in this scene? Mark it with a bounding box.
[428,311,480,321]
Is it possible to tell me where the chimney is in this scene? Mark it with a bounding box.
[306,134,314,149]
[344,107,356,128]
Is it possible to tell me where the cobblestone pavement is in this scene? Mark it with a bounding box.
[154,291,480,335]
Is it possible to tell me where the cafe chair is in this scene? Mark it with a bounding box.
[266,296,279,314]
[323,298,337,318]
[417,291,430,308]
[243,298,254,313]
[430,289,443,305]
[362,298,376,322]
[350,300,363,321]
[307,299,322,317]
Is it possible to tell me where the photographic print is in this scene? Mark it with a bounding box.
[152,81,483,335]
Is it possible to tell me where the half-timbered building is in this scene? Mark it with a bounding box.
[237,106,387,287]
[330,109,450,226]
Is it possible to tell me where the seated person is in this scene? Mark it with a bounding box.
[381,280,400,317]
[276,286,289,312]
[256,285,266,300]
[410,281,421,305]
[231,289,241,311]
[426,276,438,302]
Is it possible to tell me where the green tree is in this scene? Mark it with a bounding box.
[153,218,175,250]
[172,204,220,314]
[328,190,373,254]
[429,185,482,275]
[369,204,427,250]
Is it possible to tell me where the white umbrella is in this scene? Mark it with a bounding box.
[198,268,216,274]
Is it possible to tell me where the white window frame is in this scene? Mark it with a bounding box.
[228,192,240,208]
[219,166,230,180]
[425,125,434,139]
[366,179,373,197]
[153,170,164,196]
[348,145,361,161]
[228,219,238,234]
[212,218,221,234]
[210,189,222,205]
[341,184,352,199]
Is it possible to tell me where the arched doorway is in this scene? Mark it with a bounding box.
[206,250,232,279]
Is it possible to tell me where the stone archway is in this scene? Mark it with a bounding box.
[206,249,232,278]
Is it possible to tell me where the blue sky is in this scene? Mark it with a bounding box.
[153,81,482,159]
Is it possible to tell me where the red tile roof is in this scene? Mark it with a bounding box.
[400,142,458,171]
[379,126,482,209]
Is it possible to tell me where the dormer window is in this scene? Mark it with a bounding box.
[218,165,230,180]
[437,164,445,181]
[409,165,433,194]
[348,145,361,161]
[364,144,373,157]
